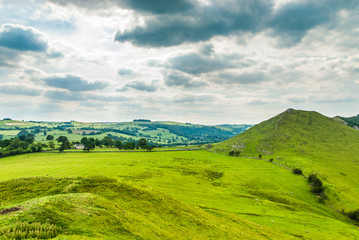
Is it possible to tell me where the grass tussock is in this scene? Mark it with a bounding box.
[0,221,60,239]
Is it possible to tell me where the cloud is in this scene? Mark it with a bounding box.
[113,0,359,48]
[173,94,216,104]
[49,0,194,14]
[217,72,267,84]
[164,71,207,88]
[0,24,48,52]
[45,90,85,101]
[124,80,159,92]
[115,0,273,47]
[0,84,42,96]
[268,0,359,47]
[199,44,214,56]
[168,53,236,75]
[118,68,133,76]
[41,73,109,91]
[120,0,194,14]
[0,47,20,67]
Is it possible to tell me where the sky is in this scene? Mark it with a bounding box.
[0,0,358,124]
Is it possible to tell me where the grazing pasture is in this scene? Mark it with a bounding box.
[1,150,358,239]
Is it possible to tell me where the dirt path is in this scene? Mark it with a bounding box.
[0,206,21,215]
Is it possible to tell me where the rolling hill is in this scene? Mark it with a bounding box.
[213,108,359,211]
[0,119,251,146]
[338,114,359,129]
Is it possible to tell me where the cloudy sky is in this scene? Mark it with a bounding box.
[0,0,358,124]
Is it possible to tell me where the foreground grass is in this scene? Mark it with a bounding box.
[1,151,358,239]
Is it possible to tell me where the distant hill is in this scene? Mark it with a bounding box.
[213,108,359,211]
[0,119,251,146]
[338,114,359,129]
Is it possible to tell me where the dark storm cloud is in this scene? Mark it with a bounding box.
[49,0,194,14]
[114,0,358,48]
[164,71,207,88]
[268,0,358,47]
[125,80,159,92]
[42,74,109,92]
[0,24,48,52]
[0,84,42,96]
[115,0,273,47]
[168,53,236,75]
[121,0,194,14]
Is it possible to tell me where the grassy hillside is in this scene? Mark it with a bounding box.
[213,109,359,211]
[1,176,274,239]
[1,151,358,239]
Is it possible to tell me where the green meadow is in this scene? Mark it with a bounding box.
[1,150,358,239]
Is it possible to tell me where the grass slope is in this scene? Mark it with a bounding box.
[1,176,272,239]
[1,151,358,239]
[213,109,359,211]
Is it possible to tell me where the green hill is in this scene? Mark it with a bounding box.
[213,109,359,211]
[339,114,359,129]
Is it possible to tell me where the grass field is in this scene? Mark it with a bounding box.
[1,150,358,239]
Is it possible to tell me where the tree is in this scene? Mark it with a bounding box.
[25,134,34,144]
[56,136,68,143]
[114,140,123,149]
[124,141,135,150]
[102,136,113,147]
[49,141,55,148]
[16,129,29,139]
[84,142,95,151]
[94,138,102,146]
[59,140,70,152]
[46,135,54,141]
[81,137,88,144]
[138,138,147,149]
[146,145,154,151]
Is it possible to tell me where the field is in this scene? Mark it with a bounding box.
[0,119,251,146]
[1,150,358,239]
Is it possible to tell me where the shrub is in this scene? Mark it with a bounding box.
[269,158,273,162]
[347,209,359,220]
[292,168,303,175]
[229,150,235,156]
[307,173,326,200]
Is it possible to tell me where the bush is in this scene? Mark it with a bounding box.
[307,173,326,200]
[292,168,303,175]
[269,158,273,162]
[229,150,235,156]
[347,209,359,220]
